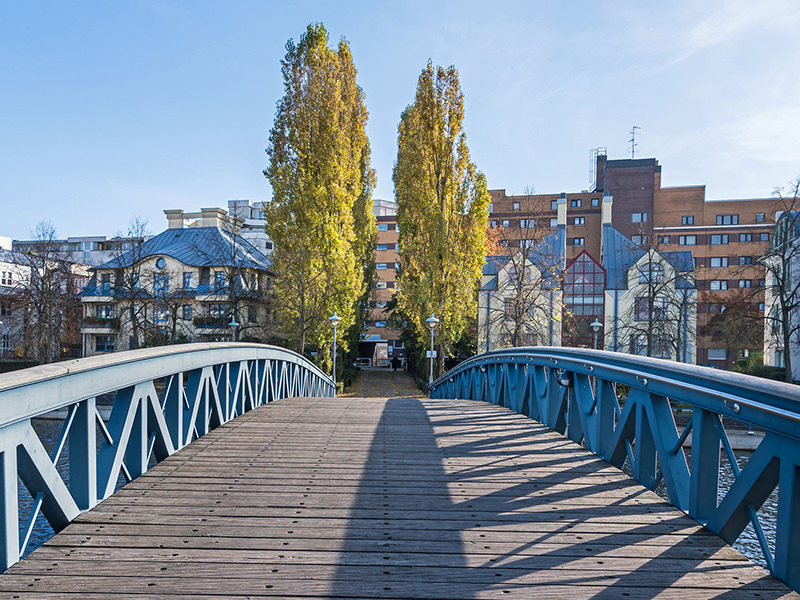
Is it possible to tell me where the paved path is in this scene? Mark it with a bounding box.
[342,367,423,398]
[0,396,796,599]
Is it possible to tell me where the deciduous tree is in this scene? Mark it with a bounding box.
[394,62,490,375]
[264,23,376,358]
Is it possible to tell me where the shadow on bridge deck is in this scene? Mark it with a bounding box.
[0,394,795,598]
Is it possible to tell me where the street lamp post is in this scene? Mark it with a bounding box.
[590,318,602,350]
[228,318,239,342]
[329,313,341,389]
[426,314,439,384]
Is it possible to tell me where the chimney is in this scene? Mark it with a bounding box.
[201,207,228,228]
[164,210,185,229]
[602,191,613,226]
[557,192,567,227]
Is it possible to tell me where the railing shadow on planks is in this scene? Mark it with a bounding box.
[0,343,333,570]
[429,347,800,592]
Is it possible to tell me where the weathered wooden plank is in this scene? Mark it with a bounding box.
[1,395,795,600]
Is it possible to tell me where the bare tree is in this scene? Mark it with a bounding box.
[762,181,800,381]
[616,234,696,363]
[14,221,85,363]
[482,194,563,349]
[191,215,273,343]
[108,217,151,350]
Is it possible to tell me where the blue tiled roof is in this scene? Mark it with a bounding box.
[480,227,566,291]
[96,227,272,271]
[602,224,694,289]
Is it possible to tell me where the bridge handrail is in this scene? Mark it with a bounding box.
[0,342,333,569]
[0,343,330,428]
[429,347,800,592]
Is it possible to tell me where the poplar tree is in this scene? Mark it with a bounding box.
[264,23,376,357]
[394,62,490,374]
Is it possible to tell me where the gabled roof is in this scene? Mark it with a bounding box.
[602,224,694,290]
[96,227,272,272]
[481,227,566,291]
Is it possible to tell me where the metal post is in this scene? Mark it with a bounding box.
[328,313,341,393]
[426,314,439,385]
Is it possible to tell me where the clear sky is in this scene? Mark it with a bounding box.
[2,1,799,239]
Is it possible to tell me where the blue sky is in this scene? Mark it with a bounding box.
[2,1,799,239]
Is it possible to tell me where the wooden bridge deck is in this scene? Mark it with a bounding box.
[1,396,796,599]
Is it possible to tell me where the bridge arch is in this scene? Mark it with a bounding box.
[0,343,332,568]
[430,347,800,592]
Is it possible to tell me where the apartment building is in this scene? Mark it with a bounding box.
[363,199,403,366]
[489,155,779,365]
[81,208,274,357]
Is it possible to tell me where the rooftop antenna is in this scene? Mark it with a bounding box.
[629,126,640,159]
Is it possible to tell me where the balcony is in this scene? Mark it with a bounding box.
[192,315,229,329]
[81,317,120,331]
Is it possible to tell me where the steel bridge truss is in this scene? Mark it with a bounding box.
[0,343,333,570]
[429,347,800,592]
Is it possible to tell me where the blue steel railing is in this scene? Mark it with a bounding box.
[0,343,333,570]
[429,347,800,592]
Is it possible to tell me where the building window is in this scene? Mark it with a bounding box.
[631,235,645,245]
[520,219,535,229]
[573,217,585,226]
[760,233,770,242]
[681,216,694,225]
[709,257,728,268]
[0,302,12,316]
[550,218,558,227]
[96,304,115,318]
[374,321,387,327]
[209,303,228,318]
[658,236,670,245]
[551,200,558,210]
[376,281,387,289]
[740,233,753,242]
[154,273,169,294]
[377,224,388,231]
[504,299,514,315]
[756,213,765,223]
[739,280,752,288]
[758,279,766,288]
[377,244,388,251]
[572,237,585,246]
[709,280,728,291]
[0,334,10,353]
[711,234,729,245]
[739,256,753,265]
[248,306,257,323]
[0,271,12,286]
[639,264,664,283]
[632,212,648,223]
[759,302,765,311]
[487,204,493,214]
[631,334,670,358]
[570,199,582,208]
[591,198,600,207]
[183,272,193,289]
[707,348,727,361]
[375,300,388,308]
[679,235,696,246]
[635,297,667,321]
[502,219,510,228]
[95,335,115,352]
[182,304,192,320]
[376,263,388,270]
[716,214,739,225]
[513,202,520,210]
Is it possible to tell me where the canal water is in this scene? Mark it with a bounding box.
[21,419,778,569]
